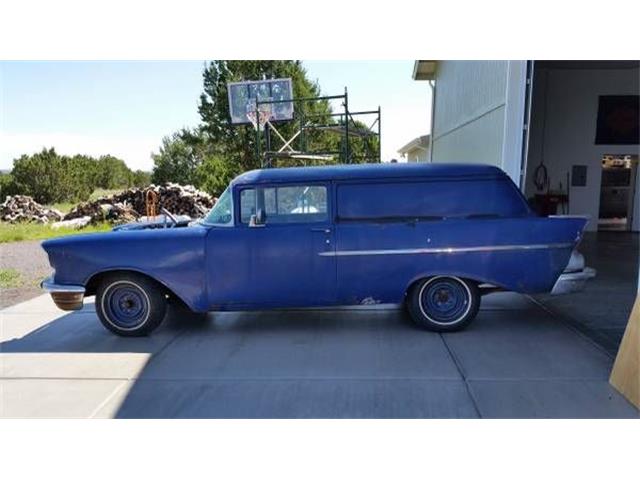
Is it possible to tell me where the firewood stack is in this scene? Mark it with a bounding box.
[0,195,64,224]
[64,184,215,224]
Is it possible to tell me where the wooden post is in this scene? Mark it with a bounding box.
[609,266,640,409]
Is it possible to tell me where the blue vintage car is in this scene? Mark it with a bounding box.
[41,163,595,336]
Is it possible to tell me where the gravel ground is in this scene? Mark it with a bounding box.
[0,240,52,309]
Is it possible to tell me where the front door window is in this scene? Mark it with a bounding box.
[240,185,328,224]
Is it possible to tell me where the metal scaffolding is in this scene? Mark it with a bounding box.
[253,87,381,168]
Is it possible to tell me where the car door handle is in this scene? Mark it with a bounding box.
[310,228,331,233]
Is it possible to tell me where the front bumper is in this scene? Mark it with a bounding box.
[41,275,85,311]
[550,267,597,295]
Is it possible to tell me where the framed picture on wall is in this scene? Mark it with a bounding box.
[595,95,639,145]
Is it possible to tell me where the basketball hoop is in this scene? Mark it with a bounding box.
[246,103,272,131]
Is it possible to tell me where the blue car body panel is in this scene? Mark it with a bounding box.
[333,216,582,304]
[43,226,209,311]
[41,163,588,313]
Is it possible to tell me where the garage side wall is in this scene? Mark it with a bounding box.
[430,61,526,184]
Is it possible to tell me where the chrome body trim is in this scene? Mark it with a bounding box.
[550,267,596,295]
[41,275,86,294]
[548,215,591,220]
[318,242,574,257]
[41,275,86,311]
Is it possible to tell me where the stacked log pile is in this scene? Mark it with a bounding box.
[1,195,64,224]
[64,184,215,224]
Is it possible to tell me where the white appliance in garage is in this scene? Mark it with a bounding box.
[598,155,638,231]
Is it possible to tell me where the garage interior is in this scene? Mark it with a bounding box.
[522,61,639,355]
[524,61,639,401]
[524,60,640,232]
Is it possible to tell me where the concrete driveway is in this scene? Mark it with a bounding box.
[0,292,637,418]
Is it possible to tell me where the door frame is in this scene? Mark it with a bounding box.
[232,180,337,307]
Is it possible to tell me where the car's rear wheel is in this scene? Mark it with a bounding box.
[407,276,480,332]
[96,273,167,336]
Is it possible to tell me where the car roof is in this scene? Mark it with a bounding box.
[232,162,507,186]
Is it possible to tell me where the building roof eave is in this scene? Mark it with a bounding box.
[397,134,430,154]
[412,60,437,80]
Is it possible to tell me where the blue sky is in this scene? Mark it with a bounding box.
[0,61,431,171]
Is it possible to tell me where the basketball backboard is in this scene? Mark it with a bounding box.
[227,78,294,125]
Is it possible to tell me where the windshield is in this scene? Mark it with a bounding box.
[203,186,233,225]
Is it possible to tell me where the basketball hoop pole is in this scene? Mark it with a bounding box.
[255,97,261,165]
[344,87,350,164]
[265,121,271,161]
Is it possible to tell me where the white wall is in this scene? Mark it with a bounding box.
[430,61,526,184]
[524,66,640,231]
[405,146,429,162]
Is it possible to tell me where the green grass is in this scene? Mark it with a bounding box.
[89,188,122,201]
[0,222,112,244]
[48,202,76,214]
[0,188,122,243]
[0,268,23,288]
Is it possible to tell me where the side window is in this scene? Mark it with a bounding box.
[240,185,328,224]
[276,186,327,216]
[264,188,277,215]
[240,189,256,223]
[337,179,530,221]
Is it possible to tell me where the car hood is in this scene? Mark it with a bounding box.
[41,222,208,251]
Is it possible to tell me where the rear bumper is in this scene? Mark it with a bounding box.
[550,267,596,295]
[41,275,85,311]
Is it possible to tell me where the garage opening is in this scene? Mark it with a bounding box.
[523,60,640,233]
[521,60,639,355]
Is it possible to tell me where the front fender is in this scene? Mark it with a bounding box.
[42,225,209,311]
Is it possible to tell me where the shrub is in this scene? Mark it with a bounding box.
[8,148,142,204]
[0,173,18,200]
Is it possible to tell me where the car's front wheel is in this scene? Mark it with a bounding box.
[407,276,480,332]
[96,273,167,336]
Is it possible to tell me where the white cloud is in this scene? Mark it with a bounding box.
[0,132,161,171]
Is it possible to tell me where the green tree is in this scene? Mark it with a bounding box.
[66,154,99,200]
[11,148,68,203]
[95,155,134,189]
[151,127,229,196]
[151,130,205,186]
[198,60,333,179]
[152,60,376,191]
[8,148,139,204]
[195,153,230,197]
[131,170,151,188]
[0,173,18,200]
[337,119,380,164]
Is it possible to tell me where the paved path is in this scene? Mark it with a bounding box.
[0,240,51,309]
[0,293,637,418]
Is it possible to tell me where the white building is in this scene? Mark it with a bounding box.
[397,135,430,162]
[413,60,640,232]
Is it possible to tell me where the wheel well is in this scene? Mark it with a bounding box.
[86,270,170,298]
[405,275,481,297]
[86,270,195,311]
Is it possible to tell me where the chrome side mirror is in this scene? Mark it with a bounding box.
[249,208,266,227]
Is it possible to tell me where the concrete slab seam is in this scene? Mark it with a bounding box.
[438,333,483,418]
[526,295,615,360]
